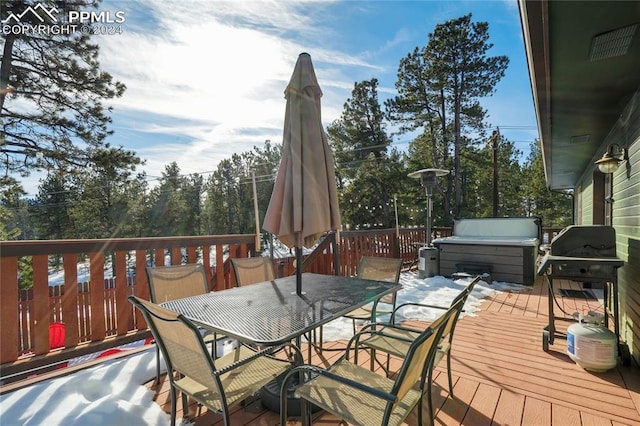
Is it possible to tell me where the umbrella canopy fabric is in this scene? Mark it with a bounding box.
[263,53,341,250]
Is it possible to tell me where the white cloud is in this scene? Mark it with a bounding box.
[90,0,378,184]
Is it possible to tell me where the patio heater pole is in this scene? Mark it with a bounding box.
[408,168,449,278]
[408,168,450,246]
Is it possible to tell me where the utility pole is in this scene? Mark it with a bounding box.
[488,129,500,217]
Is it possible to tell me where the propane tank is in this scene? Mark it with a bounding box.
[567,312,617,372]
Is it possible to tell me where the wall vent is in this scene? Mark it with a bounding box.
[590,24,637,61]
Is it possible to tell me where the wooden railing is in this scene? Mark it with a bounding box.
[0,225,559,383]
[0,235,257,380]
[338,227,446,275]
[271,227,441,278]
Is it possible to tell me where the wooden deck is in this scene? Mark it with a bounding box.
[147,276,640,425]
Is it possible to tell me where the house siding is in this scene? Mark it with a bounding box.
[580,180,594,225]
[576,88,640,365]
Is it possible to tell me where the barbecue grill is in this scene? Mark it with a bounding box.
[537,225,630,365]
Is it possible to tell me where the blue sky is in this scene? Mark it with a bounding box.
[24,0,538,194]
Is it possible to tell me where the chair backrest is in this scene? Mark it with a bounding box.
[389,296,466,415]
[146,264,209,303]
[128,296,219,391]
[442,276,481,342]
[231,257,275,287]
[358,256,403,304]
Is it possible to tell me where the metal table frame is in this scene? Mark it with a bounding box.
[536,255,629,364]
[161,272,401,349]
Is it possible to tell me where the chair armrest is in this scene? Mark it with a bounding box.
[389,302,449,324]
[353,322,421,339]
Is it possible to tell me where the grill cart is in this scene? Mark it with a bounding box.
[537,225,630,366]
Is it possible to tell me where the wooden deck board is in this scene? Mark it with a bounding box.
[492,389,525,426]
[552,404,582,426]
[146,275,640,425]
[435,376,478,425]
[465,382,502,425]
[522,397,551,425]
[580,411,614,426]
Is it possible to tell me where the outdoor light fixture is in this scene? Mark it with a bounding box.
[595,143,629,177]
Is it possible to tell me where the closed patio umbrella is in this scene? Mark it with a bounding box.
[263,52,341,295]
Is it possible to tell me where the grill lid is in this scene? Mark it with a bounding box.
[550,225,617,258]
[544,225,623,281]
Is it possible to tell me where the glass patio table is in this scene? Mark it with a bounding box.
[160,272,401,347]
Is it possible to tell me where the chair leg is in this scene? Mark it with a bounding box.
[426,371,434,426]
[181,391,188,418]
[211,333,217,360]
[447,352,454,397]
[280,391,287,425]
[154,346,161,386]
[369,347,376,372]
[305,327,321,353]
[169,385,177,426]
[302,398,312,426]
[386,353,391,375]
[222,407,231,426]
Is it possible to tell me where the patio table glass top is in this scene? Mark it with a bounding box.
[160,272,401,346]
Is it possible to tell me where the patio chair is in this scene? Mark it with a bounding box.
[231,256,275,286]
[129,296,301,426]
[317,256,403,351]
[146,264,218,384]
[280,296,465,426]
[353,275,482,416]
[231,256,312,359]
[146,263,210,302]
[344,256,403,333]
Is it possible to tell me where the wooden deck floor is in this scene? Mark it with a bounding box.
[147,276,640,425]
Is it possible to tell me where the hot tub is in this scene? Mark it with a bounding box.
[433,217,541,285]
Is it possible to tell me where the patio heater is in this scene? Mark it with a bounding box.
[409,168,449,278]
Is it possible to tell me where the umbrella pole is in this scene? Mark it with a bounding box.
[295,246,303,295]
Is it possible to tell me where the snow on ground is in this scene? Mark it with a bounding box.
[319,273,523,342]
[1,273,527,426]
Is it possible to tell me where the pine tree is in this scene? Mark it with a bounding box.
[387,14,509,218]
[522,142,573,226]
[327,79,391,182]
[147,162,194,236]
[1,0,129,189]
